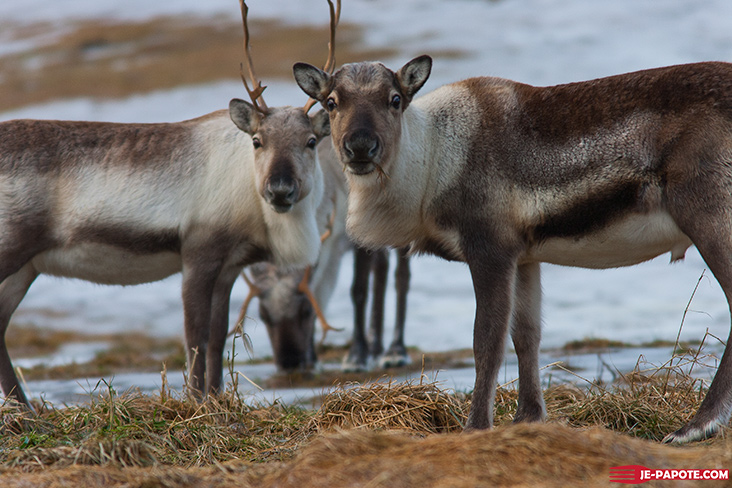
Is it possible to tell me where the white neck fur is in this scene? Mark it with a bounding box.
[263,157,325,268]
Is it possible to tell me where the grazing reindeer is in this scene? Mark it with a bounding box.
[234,0,346,373]
[244,228,413,372]
[294,55,732,443]
[0,0,332,408]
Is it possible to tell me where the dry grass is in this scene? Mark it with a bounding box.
[263,347,474,390]
[313,377,469,434]
[271,423,732,488]
[1,357,727,476]
[2,281,726,486]
[4,425,732,488]
[0,381,312,472]
[5,326,83,358]
[1,375,730,487]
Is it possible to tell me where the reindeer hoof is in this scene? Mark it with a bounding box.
[378,352,411,369]
[341,352,374,372]
[512,402,546,424]
[341,343,372,372]
[341,358,373,373]
[662,420,721,444]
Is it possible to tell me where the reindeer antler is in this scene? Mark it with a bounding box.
[304,0,341,113]
[300,203,343,344]
[239,0,269,114]
[232,202,341,344]
[230,271,261,338]
[298,266,344,345]
[322,0,341,75]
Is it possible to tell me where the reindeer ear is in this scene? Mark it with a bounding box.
[229,98,261,135]
[310,109,330,140]
[293,63,331,101]
[396,55,432,102]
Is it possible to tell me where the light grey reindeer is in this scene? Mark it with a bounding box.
[240,145,414,374]
[237,0,412,374]
[0,0,332,408]
[238,136,350,372]
[294,55,732,443]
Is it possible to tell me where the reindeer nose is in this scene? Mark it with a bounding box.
[344,129,380,161]
[265,178,299,213]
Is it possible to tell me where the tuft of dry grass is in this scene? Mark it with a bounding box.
[554,373,701,441]
[561,337,630,351]
[312,376,469,434]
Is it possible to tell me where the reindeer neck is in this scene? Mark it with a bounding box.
[346,84,480,257]
[262,156,324,268]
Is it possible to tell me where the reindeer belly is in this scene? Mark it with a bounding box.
[524,210,692,269]
[32,244,182,285]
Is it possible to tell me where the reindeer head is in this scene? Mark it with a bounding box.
[246,263,317,372]
[293,56,432,178]
[229,0,332,214]
[229,103,329,213]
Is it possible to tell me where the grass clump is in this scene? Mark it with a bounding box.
[312,376,469,434]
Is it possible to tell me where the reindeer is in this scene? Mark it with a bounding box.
[0,0,334,409]
[236,0,412,374]
[238,136,350,372]
[293,55,732,443]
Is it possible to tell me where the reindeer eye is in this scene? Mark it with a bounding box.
[326,98,337,112]
[252,137,262,149]
[390,94,401,109]
[306,137,317,149]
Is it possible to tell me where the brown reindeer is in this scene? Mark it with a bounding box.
[0,0,334,409]
[294,55,732,443]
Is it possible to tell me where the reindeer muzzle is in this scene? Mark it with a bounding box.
[264,177,300,213]
[343,129,380,175]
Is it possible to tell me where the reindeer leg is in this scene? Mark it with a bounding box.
[663,238,732,443]
[0,263,38,408]
[380,248,411,368]
[511,262,546,423]
[181,257,223,398]
[660,173,732,443]
[205,265,241,394]
[662,221,732,442]
[367,249,388,360]
[343,247,371,371]
[463,232,519,431]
